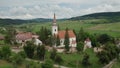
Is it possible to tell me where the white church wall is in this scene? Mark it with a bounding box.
[59,37,76,48]
[52,26,58,35]
[69,37,76,47]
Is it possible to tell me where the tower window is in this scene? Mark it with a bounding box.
[55,29,56,31]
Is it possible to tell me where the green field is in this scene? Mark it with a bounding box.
[0,60,12,68]
[56,48,103,68]
[16,20,120,37]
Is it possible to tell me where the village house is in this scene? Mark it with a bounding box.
[83,38,92,51]
[52,14,77,52]
[16,32,42,47]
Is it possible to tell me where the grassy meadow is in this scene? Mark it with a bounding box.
[0,60,12,68]
[16,20,120,37]
[57,48,103,68]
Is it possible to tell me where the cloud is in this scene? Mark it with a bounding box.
[0,0,120,19]
[0,4,74,19]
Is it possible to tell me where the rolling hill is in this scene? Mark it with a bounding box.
[0,12,120,26]
[0,18,52,26]
[69,12,120,23]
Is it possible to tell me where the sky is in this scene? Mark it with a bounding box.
[0,0,120,19]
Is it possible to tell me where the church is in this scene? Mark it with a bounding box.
[52,14,77,52]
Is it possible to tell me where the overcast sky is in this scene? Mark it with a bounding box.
[0,0,120,19]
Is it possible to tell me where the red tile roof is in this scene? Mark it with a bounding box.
[58,30,76,39]
[16,32,33,41]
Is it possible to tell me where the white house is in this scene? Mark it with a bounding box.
[34,38,42,45]
[83,38,92,51]
[16,32,42,47]
[52,14,77,52]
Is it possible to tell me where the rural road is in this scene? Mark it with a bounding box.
[103,59,117,68]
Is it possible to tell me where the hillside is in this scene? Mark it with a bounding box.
[69,12,120,23]
[0,18,52,26]
[0,12,120,26]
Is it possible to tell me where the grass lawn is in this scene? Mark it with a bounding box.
[57,48,103,68]
[0,60,12,68]
[0,60,41,68]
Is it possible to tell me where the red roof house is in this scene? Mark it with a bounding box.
[16,32,33,41]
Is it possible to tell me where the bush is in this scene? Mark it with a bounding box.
[97,34,112,44]
[82,53,91,67]
[55,55,63,64]
[18,51,27,59]
[24,41,35,58]
[42,59,53,68]
[76,42,84,53]
[1,45,11,60]
[11,53,24,65]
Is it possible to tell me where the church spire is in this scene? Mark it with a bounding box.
[53,13,56,25]
[52,13,58,35]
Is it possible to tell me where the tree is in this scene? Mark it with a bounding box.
[38,26,51,44]
[73,29,77,36]
[39,26,46,43]
[76,42,84,53]
[11,53,24,65]
[55,55,63,64]
[97,51,110,64]
[23,41,35,58]
[90,34,99,47]
[1,45,11,60]
[82,53,91,67]
[42,59,53,68]
[4,26,16,45]
[97,34,111,44]
[64,28,70,52]
[36,45,46,60]
[50,48,57,61]
[56,35,60,46]
[18,51,27,59]
[51,35,56,46]
[77,27,85,42]
[97,43,120,64]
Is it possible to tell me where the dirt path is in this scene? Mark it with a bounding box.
[26,58,69,68]
[103,59,117,68]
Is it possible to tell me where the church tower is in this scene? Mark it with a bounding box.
[52,13,58,35]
